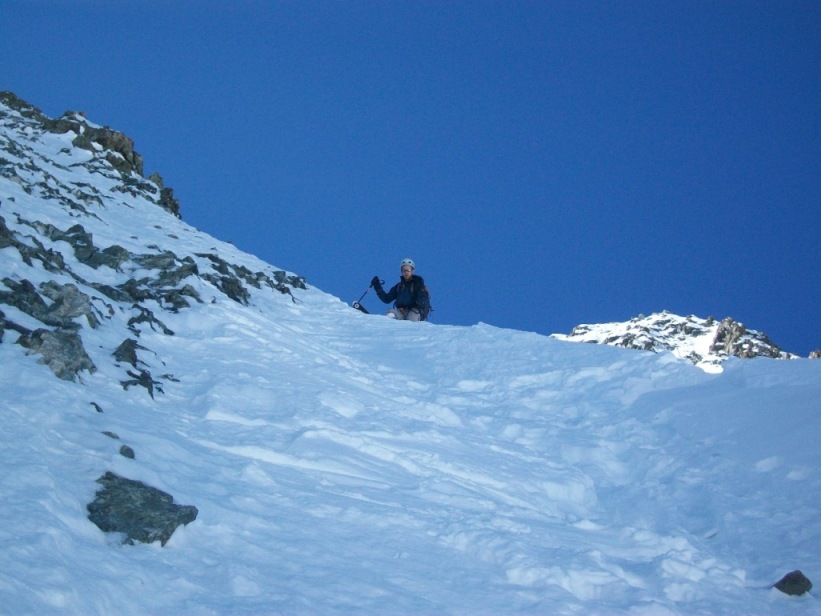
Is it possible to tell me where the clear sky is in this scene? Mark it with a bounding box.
[2,1,819,355]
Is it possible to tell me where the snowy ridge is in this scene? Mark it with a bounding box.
[2,93,820,614]
[553,311,796,373]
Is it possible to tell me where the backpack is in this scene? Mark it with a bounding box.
[417,284,431,321]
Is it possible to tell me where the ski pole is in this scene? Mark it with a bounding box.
[353,279,383,312]
[356,287,370,304]
[357,279,383,303]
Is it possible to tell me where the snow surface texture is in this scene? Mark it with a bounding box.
[1,96,820,614]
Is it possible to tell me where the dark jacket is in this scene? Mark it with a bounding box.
[375,275,427,312]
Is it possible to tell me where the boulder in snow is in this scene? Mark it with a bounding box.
[773,570,812,596]
[87,471,198,546]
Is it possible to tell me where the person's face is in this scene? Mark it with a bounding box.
[401,266,413,280]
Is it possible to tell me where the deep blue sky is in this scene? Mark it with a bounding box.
[3,1,819,355]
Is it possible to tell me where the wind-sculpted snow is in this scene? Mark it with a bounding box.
[2,93,820,614]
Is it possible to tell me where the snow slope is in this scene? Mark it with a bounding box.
[1,95,820,615]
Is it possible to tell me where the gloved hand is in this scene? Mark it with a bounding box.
[371,276,381,288]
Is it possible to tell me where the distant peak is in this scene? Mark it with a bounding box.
[553,311,798,373]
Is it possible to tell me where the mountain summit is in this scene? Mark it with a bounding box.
[554,311,797,373]
[2,93,820,614]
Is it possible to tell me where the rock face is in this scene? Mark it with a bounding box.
[553,311,797,373]
[0,92,306,385]
[0,214,305,381]
[50,113,145,177]
[0,90,177,216]
[17,327,96,381]
[87,472,198,546]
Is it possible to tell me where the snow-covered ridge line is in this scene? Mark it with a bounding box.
[1,91,310,385]
[553,310,800,373]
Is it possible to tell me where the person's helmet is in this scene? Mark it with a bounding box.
[400,258,415,270]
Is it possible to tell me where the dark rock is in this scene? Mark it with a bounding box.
[154,257,199,288]
[1,278,99,329]
[39,281,99,328]
[159,186,180,218]
[89,282,133,303]
[61,224,96,263]
[32,219,131,271]
[1,216,67,272]
[159,187,180,217]
[17,327,96,381]
[203,273,250,305]
[85,244,131,270]
[712,317,783,360]
[147,173,180,217]
[118,279,154,303]
[197,252,231,276]
[99,254,200,310]
[773,570,812,596]
[119,445,135,459]
[0,91,48,121]
[54,116,145,177]
[190,252,305,304]
[134,250,178,271]
[121,368,162,398]
[1,278,51,323]
[0,215,14,249]
[273,269,307,290]
[0,309,31,339]
[113,338,147,367]
[87,471,197,546]
[127,305,174,336]
[158,285,202,312]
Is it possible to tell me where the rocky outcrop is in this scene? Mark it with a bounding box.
[1,215,67,272]
[17,327,96,381]
[1,207,303,385]
[148,172,181,217]
[87,471,198,546]
[1,90,179,217]
[0,91,48,123]
[554,311,798,373]
[1,276,99,380]
[45,110,144,177]
[711,317,784,359]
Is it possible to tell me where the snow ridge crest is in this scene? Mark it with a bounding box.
[553,310,796,373]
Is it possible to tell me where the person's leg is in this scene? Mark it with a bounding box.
[386,307,420,320]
